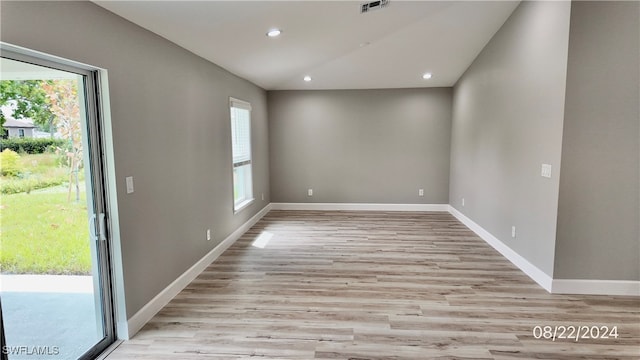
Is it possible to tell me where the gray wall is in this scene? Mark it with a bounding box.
[449,1,571,276]
[268,88,452,204]
[7,127,34,138]
[554,2,640,281]
[1,1,270,318]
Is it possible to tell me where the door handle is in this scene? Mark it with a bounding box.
[98,213,107,242]
[90,214,97,241]
[90,213,107,241]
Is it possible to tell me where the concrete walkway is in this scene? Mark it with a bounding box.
[1,274,93,293]
[1,275,100,360]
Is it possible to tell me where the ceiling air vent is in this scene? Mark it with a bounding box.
[361,0,389,14]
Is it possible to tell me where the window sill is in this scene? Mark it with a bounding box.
[234,198,255,214]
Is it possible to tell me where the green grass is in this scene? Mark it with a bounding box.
[0,191,91,274]
[19,152,63,171]
[0,153,74,194]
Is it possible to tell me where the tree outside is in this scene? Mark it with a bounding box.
[42,80,84,202]
[0,80,56,136]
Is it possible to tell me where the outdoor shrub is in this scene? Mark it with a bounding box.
[0,138,66,154]
[0,149,22,176]
[0,176,67,194]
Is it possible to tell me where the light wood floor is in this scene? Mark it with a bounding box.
[106,211,640,359]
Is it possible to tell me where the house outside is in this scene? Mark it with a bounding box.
[3,118,36,138]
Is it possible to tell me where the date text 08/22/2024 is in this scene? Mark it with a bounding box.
[533,325,619,342]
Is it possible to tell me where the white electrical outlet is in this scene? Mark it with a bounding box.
[511,226,516,238]
[418,189,424,197]
[206,229,211,241]
[308,189,313,196]
[462,198,465,207]
[541,164,552,178]
[261,193,265,201]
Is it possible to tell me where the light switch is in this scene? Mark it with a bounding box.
[541,164,552,178]
[125,176,134,194]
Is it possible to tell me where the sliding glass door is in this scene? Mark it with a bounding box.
[0,53,114,359]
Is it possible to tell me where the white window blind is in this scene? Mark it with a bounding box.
[230,98,253,212]
[231,106,251,165]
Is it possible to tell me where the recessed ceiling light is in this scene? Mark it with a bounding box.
[422,72,433,80]
[303,75,312,82]
[266,29,282,37]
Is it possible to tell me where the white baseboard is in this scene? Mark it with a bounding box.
[447,206,640,296]
[126,203,272,338]
[271,202,450,212]
[552,279,640,296]
[448,205,554,292]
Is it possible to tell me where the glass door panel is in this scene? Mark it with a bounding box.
[0,56,113,359]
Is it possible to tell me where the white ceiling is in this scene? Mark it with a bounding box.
[93,1,519,90]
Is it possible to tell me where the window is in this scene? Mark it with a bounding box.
[18,129,25,138]
[230,98,253,212]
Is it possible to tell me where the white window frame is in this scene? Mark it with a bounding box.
[229,97,254,213]
[18,128,25,138]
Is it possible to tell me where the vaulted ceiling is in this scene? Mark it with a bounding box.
[94,1,519,90]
